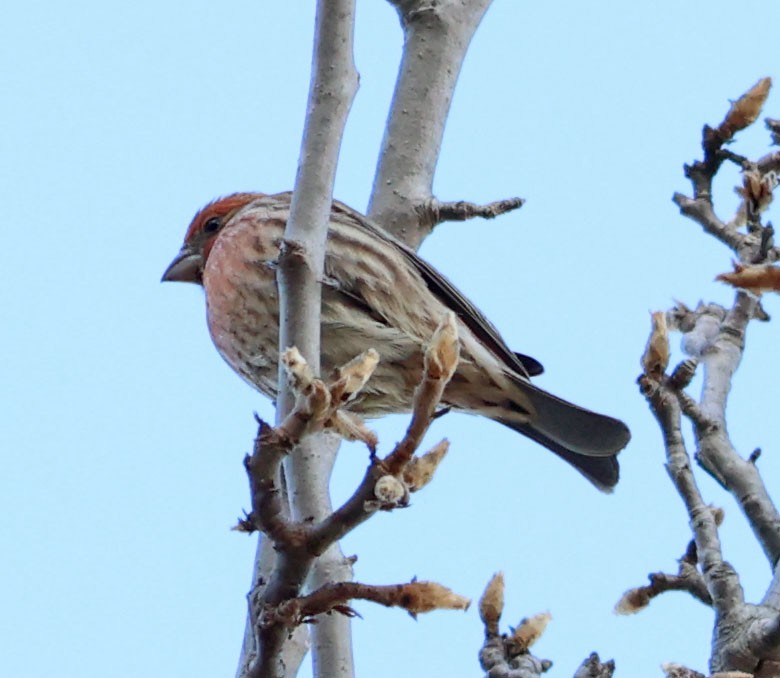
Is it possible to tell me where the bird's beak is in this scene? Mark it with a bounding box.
[161,246,202,283]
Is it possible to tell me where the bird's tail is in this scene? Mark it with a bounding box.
[495,377,631,492]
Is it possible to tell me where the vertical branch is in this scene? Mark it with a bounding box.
[278,3,359,380]
[278,2,359,676]
[368,0,493,248]
[238,2,358,678]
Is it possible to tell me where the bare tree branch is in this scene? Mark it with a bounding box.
[616,537,714,613]
[633,79,780,676]
[672,79,779,264]
[274,1,359,673]
[266,580,470,626]
[235,315,461,677]
[368,0,495,248]
[423,196,524,227]
[309,314,459,551]
[237,2,359,676]
[673,297,780,565]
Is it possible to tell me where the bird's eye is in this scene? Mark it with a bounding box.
[203,216,221,234]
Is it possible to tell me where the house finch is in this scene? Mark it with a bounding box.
[163,192,630,490]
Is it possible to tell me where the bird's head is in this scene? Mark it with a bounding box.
[161,192,261,284]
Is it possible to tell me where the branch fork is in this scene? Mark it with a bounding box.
[632,79,780,675]
[239,313,466,674]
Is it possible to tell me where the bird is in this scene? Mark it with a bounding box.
[162,191,630,491]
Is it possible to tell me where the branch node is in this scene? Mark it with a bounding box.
[669,358,698,390]
[372,474,409,507]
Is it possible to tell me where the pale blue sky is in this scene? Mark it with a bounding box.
[3,2,780,676]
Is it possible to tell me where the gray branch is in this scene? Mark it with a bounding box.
[237,2,358,677]
[368,0,494,249]
[672,297,780,565]
[636,83,780,675]
[275,4,359,676]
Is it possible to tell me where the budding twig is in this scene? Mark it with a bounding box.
[403,439,449,492]
[716,262,780,295]
[615,536,715,615]
[238,311,463,676]
[425,196,524,226]
[478,573,589,677]
[310,314,460,549]
[264,580,469,628]
[641,311,670,381]
[673,78,780,264]
[384,312,459,474]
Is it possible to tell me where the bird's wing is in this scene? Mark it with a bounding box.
[330,200,538,379]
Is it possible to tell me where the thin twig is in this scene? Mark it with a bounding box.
[424,196,524,226]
